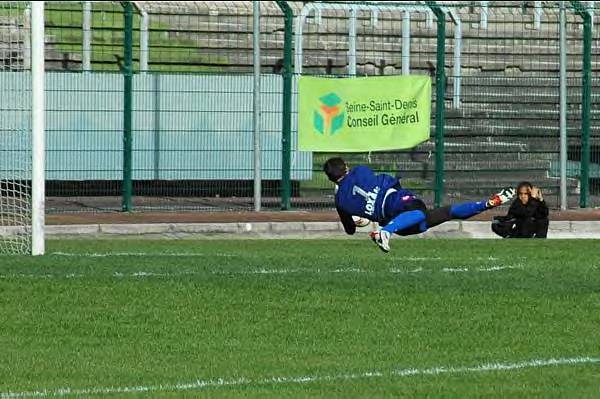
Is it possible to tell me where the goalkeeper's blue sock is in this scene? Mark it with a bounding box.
[382,210,426,234]
[449,201,488,219]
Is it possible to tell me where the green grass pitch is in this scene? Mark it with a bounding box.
[1,239,599,398]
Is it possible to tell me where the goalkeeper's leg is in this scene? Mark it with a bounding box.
[388,201,481,236]
[387,200,488,235]
[400,188,517,234]
[426,201,488,228]
[424,189,516,230]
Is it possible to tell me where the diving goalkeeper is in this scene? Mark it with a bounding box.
[324,157,516,253]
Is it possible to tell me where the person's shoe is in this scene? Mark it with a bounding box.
[370,230,391,253]
[487,187,516,208]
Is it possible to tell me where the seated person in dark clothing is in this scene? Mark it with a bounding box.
[492,181,549,238]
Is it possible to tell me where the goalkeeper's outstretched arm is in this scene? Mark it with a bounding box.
[336,205,356,235]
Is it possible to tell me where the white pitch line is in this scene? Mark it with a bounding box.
[51,253,522,267]
[443,267,470,273]
[391,267,423,274]
[442,264,524,273]
[50,252,238,258]
[50,252,448,262]
[0,264,525,280]
[1,356,598,398]
[479,265,522,272]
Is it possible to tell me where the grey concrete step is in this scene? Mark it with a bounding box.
[441,176,579,190]
[446,107,598,120]
[453,76,596,86]
[381,168,550,181]
[401,170,551,182]
[394,159,550,170]
[453,93,596,106]
[370,153,537,165]
[443,123,600,137]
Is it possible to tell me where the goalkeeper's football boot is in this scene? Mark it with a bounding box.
[370,230,391,253]
[487,187,516,208]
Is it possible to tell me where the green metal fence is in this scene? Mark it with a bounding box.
[592,2,600,206]
[444,1,579,207]
[294,1,599,210]
[292,2,443,207]
[1,1,599,214]
[579,1,600,207]
[5,1,300,213]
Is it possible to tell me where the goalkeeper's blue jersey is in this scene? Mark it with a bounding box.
[335,165,414,222]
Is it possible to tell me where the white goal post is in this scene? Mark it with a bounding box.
[0,1,44,255]
[31,1,45,256]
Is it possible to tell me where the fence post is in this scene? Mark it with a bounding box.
[253,0,262,212]
[427,2,446,208]
[560,1,568,210]
[571,1,592,208]
[82,1,91,71]
[122,1,134,212]
[275,0,293,210]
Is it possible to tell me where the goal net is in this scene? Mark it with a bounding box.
[0,1,44,255]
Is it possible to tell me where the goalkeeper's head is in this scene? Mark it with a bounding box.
[323,157,349,183]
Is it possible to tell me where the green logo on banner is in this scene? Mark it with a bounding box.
[313,93,345,135]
